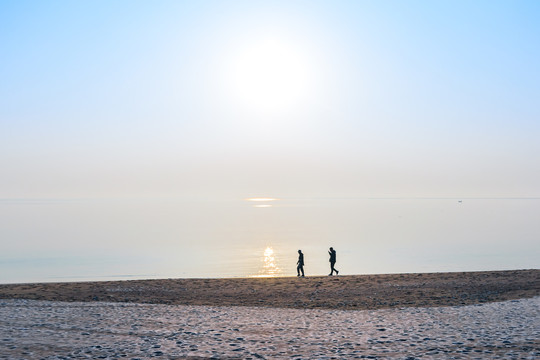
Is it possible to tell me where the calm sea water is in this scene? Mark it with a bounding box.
[1,198,538,283]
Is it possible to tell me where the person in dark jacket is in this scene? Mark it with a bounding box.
[297,250,305,277]
[328,247,339,276]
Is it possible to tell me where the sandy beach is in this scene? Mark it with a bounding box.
[1,297,539,359]
[0,270,538,310]
[1,270,539,359]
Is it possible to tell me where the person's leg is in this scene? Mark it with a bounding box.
[331,262,337,275]
[300,265,304,277]
[297,265,301,276]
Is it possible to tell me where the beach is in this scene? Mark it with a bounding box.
[1,270,539,359]
[0,270,538,310]
[1,297,539,359]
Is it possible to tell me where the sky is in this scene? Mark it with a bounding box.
[1,1,539,281]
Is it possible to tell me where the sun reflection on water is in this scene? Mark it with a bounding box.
[252,246,282,277]
[246,198,277,208]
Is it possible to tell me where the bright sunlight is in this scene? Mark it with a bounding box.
[226,37,311,112]
[253,246,281,277]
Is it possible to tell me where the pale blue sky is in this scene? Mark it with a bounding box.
[1,1,539,281]
[2,0,539,200]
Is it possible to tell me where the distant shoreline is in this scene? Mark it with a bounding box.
[0,269,538,311]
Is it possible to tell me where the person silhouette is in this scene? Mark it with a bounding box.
[297,250,305,277]
[328,247,339,276]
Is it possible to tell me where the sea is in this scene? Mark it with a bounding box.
[1,197,538,283]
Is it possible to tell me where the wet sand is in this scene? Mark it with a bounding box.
[0,269,538,310]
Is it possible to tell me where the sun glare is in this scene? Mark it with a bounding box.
[254,246,281,277]
[227,37,310,111]
[246,197,277,208]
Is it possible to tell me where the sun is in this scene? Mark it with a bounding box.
[226,37,311,112]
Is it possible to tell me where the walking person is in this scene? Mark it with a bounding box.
[297,250,305,277]
[328,247,339,276]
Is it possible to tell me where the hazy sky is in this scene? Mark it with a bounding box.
[2,0,539,201]
[1,1,540,282]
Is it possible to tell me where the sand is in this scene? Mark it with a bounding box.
[0,270,538,310]
[1,270,539,359]
[1,297,538,359]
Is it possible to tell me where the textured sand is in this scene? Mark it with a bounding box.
[1,270,538,359]
[1,297,538,359]
[0,270,538,310]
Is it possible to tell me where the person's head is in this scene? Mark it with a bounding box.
[329,247,333,251]
[298,250,302,254]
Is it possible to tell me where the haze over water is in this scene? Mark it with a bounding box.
[1,1,539,283]
[1,197,538,283]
